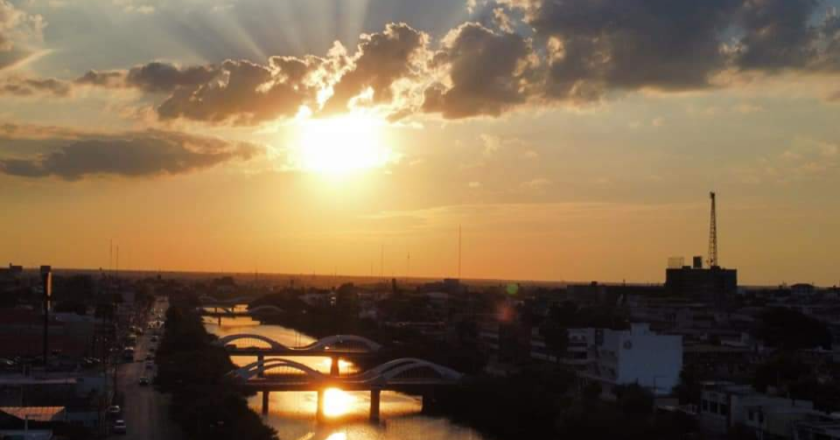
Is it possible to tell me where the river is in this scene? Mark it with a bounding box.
[204,312,487,440]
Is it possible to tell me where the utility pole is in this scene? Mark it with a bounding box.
[40,266,52,369]
[708,192,718,268]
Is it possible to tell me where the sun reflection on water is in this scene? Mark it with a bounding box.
[323,388,355,418]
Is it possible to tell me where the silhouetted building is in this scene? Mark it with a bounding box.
[666,265,737,308]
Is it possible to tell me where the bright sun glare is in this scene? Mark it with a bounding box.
[322,388,355,418]
[293,114,394,176]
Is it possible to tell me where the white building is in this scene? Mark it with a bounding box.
[700,382,825,438]
[578,323,683,397]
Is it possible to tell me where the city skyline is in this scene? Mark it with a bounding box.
[2,0,840,285]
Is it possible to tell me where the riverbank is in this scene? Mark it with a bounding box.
[155,300,277,440]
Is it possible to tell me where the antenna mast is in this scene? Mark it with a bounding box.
[708,192,718,268]
[458,225,462,279]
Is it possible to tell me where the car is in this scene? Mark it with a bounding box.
[139,377,150,386]
[107,405,120,416]
[145,354,154,361]
[145,362,153,370]
[113,419,127,434]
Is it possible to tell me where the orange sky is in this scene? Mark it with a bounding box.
[2,0,840,286]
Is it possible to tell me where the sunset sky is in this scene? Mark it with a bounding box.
[1,0,840,285]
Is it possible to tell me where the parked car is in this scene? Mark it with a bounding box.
[139,377,150,386]
[107,405,121,416]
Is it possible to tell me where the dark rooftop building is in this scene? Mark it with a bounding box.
[665,265,737,309]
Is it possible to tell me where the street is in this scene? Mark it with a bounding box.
[108,299,182,440]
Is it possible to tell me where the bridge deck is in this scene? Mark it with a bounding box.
[239,379,456,392]
[225,348,376,356]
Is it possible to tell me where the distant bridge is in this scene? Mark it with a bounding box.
[214,333,381,356]
[215,334,381,376]
[226,357,463,420]
[197,295,252,307]
[198,305,286,318]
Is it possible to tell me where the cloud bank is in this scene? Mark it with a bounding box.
[0,127,260,180]
[15,1,840,124]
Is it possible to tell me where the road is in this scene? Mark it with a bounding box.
[109,298,182,440]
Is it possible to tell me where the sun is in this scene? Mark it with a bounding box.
[292,114,395,176]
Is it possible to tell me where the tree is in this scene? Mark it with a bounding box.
[616,384,654,416]
[542,323,569,363]
[756,308,832,350]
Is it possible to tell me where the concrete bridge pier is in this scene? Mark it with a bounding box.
[329,356,340,377]
[257,354,265,378]
[316,390,325,422]
[369,388,381,422]
[261,391,270,415]
[421,390,436,415]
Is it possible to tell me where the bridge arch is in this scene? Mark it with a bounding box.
[302,335,382,352]
[247,305,285,314]
[229,358,328,382]
[377,359,463,383]
[215,333,381,353]
[199,296,251,305]
[215,334,289,350]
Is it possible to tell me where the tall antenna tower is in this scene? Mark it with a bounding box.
[708,192,718,268]
[458,225,462,279]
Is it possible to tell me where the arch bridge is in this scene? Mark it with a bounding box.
[226,357,463,421]
[214,333,382,357]
[198,305,286,318]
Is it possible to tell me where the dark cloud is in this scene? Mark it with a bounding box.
[501,0,840,102]
[505,0,741,101]
[0,77,71,97]
[324,23,428,113]
[735,0,820,71]
[422,23,538,118]
[0,129,260,180]
[126,62,221,93]
[75,70,127,88]
[29,5,840,123]
[817,10,840,70]
[156,58,320,124]
[76,62,219,92]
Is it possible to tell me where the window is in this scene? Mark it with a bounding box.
[702,400,709,412]
[720,404,729,416]
[710,402,719,413]
[748,410,754,421]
